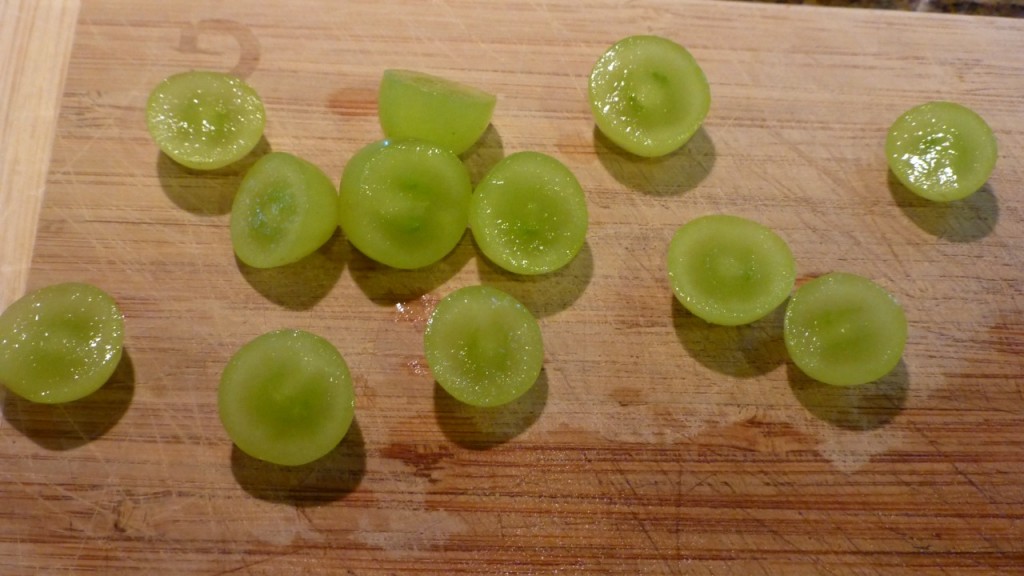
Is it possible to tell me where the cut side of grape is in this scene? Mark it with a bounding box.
[146,70,266,170]
[667,215,795,326]
[338,139,472,269]
[589,35,711,158]
[469,151,588,275]
[424,285,543,408]
[378,69,497,156]
[218,329,355,466]
[230,152,339,269]
[784,273,907,387]
[886,101,997,202]
[0,283,124,404]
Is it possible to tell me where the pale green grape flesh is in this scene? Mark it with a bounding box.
[218,330,355,466]
[784,273,907,387]
[589,35,710,158]
[885,101,997,202]
[469,151,588,275]
[668,215,795,326]
[378,69,496,155]
[338,139,472,269]
[0,283,124,404]
[146,70,266,170]
[230,152,340,269]
[424,286,543,408]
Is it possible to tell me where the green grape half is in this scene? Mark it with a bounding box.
[886,101,997,202]
[378,69,497,155]
[667,215,796,326]
[338,139,472,269]
[0,283,125,404]
[146,70,266,170]
[784,273,907,387]
[424,285,544,408]
[218,329,355,466]
[469,151,588,275]
[230,152,339,269]
[589,35,711,158]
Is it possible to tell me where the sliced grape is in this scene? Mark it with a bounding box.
[784,273,907,387]
[230,152,339,268]
[886,101,997,202]
[146,70,266,170]
[469,151,588,275]
[589,35,711,158]
[0,283,124,404]
[424,285,543,408]
[378,69,497,156]
[667,215,795,326]
[218,329,355,466]
[338,139,472,269]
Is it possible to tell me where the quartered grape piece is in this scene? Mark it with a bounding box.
[0,283,124,404]
[469,151,588,275]
[218,329,355,466]
[667,215,795,326]
[589,35,711,158]
[231,152,339,269]
[424,285,543,408]
[784,273,907,387]
[338,139,472,269]
[146,70,266,170]
[886,101,997,202]
[378,69,497,155]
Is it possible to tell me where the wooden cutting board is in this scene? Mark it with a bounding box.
[2,0,1023,573]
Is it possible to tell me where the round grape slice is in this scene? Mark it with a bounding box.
[146,70,266,170]
[424,285,544,408]
[469,151,589,275]
[378,69,497,156]
[886,101,997,202]
[667,215,795,326]
[0,283,124,404]
[338,139,472,269]
[230,152,339,269]
[218,329,355,466]
[784,273,907,387]
[589,35,711,158]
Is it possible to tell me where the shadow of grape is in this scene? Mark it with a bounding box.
[474,240,593,318]
[888,171,998,242]
[2,351,135,450]
[461,124,505,186]
[348,232,476,305]
[593,125,715,196]
[788,360,909,431]
[238,230,348,310]
[672,296,788,378]
[433,372,548,450]
[230,418,366,506]
[156,136,272,215]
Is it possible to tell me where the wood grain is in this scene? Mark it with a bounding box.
[3,0,1024,574]
[0,0,80,309]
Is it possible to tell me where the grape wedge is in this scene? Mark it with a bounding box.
[0,283,124,404]
[886,101,997,202]
[378,69,497,156]
[218,329,355,466]
[667,215,795,326]
[589,35,710,158]
[231,152,339,268]
[146,70,266,170]
[784,273,907,387]
[424,285,543,408]
[338,139,472,269]
[469,151,588,275]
